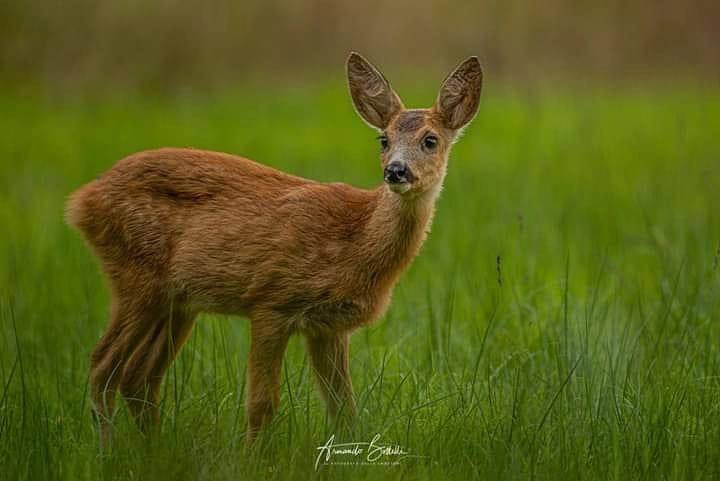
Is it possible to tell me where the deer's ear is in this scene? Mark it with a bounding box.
[434,57,483,130]
[346,52,403,129]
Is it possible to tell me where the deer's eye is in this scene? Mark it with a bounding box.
[378,135,389,152]
[423,135,438,151]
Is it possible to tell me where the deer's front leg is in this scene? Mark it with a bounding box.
[305,331,357,418]
[246,319,290,443]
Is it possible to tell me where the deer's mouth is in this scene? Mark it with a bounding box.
[385,179,412,194]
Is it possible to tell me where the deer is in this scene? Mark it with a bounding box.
[66,52,483,446]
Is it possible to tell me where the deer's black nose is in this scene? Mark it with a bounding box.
[384,162,412,184]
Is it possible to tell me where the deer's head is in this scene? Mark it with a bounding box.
[347,52,482,198]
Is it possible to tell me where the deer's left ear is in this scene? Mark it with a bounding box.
[433,57,483,130]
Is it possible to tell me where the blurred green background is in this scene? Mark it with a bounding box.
[1,0,719,90]
[1,2,719,481]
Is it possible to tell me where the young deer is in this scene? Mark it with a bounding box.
[66,52,482,445]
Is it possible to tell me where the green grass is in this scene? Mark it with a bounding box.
[1,81,719,481]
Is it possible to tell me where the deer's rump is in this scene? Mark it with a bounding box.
[65,148,311,293]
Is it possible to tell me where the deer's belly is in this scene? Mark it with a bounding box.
[295,293,391,335]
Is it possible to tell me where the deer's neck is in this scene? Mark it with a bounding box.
[360,184,441,289]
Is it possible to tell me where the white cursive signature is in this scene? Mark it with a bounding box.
[315,433,412,470]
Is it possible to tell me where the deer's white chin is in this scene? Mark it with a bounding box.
[386,182,411,194]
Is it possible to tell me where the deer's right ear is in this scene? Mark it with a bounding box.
[346,52,403,130]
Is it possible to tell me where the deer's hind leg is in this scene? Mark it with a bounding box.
[118,299,197,432]
[89,299,136,447]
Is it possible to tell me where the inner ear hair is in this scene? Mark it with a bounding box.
[434,57,483,130]
[346,52,403,129]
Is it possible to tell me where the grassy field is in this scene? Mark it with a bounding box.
[0,81,719,481]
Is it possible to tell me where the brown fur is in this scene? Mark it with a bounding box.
[394,110,427,133]
[67,52,482,445]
